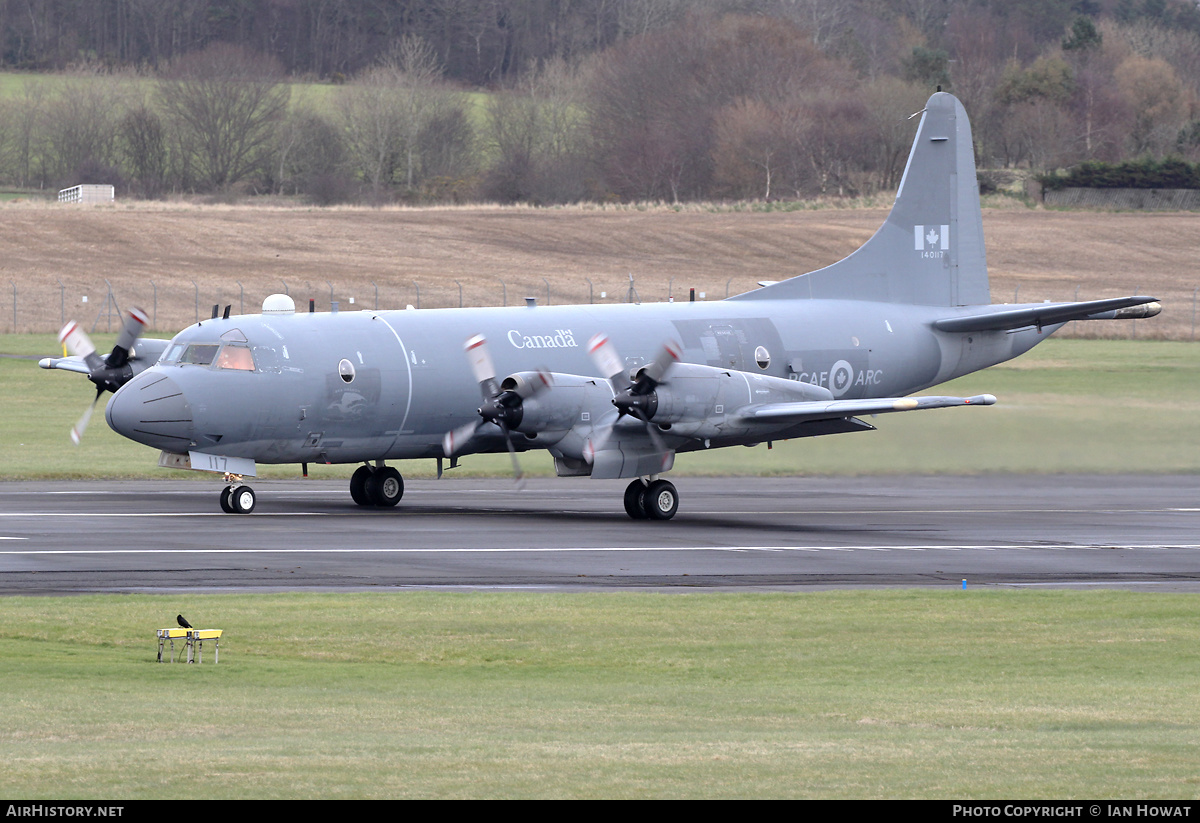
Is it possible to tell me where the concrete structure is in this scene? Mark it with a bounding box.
[58,184,115,204]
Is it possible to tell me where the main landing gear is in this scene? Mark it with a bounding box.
[623,477,679,521]
[350,463,404,507]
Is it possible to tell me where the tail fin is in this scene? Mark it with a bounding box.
[730,92,990,307]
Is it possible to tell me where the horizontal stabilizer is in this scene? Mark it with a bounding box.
[739,394,996,425]
[933,296,1160,334]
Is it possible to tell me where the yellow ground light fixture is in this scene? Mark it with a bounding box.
[156,627,222,663]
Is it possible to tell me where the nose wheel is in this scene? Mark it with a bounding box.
[219,484,256,514]
[624,478,678,520]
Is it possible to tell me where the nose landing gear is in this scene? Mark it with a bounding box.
[219,478,256,514]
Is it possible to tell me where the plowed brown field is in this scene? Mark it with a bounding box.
[2,202,1197,338]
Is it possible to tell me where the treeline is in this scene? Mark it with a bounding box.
[1039,158,1200,189]
[1,0,1198,204]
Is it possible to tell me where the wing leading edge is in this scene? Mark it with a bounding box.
[738,393,997,425]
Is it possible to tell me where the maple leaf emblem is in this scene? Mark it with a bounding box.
[925,228,939,246]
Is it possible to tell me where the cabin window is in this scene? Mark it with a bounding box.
[338,359,355,383]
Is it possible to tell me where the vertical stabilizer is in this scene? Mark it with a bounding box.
[730,92,990,307]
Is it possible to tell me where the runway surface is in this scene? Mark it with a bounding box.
[1,475,1199,594]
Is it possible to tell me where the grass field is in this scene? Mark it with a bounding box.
[5,336,1199,479]
[2,589,1199,799]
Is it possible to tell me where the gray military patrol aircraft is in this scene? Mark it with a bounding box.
[41,92,1159,519]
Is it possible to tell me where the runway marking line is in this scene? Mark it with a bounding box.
[4,544,1200,555]
[0,505,1195,518]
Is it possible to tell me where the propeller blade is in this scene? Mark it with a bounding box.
[464,334,499,395]
[587,334,628,389]
[634,340,682,391]
[583,412,619,464]
[442,420,483,457]
[106,307,149,370]
[58,321,95,359]
[629,407,672,471]
[59,321,105,374]
[497,421,526,489]
[70,390,104,446]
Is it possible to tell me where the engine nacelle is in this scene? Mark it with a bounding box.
[647,363,832,424]
[502,372,613,439]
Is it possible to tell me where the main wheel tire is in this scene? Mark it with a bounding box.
[350,466,373,506]
[623,480,648,520]
[219,486,235,513]
[367,467,404,507]
[644,479,678,521]
[230,485,256,514]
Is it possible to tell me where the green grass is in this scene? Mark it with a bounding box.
[5,336,1196,480]
[2,590,1198,798]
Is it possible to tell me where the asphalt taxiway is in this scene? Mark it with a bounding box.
[1,475,1198,594]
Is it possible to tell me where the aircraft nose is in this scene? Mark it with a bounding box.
[106,371,194,452]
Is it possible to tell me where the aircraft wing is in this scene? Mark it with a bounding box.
[38,355,94,375]
[738,393,996,424]
[40,337,171,377]
[932,296,1160,334]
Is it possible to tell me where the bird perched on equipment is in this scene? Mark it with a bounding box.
[177,614,192,629]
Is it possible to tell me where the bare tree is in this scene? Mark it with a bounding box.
[273,106,348,198]
[482,56,588,203]
[1114,54,1189,157]
[712,98,787,200]
[120,104,169,198]
[337,36,459,198]
[859,77,927,190]
[338,64,406,195]
[40,66,134,188]
[772,0,854,49]
[6,80,48,189]
[157,43,290,191]
[392,36,444,191]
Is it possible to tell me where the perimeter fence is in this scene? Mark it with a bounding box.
[3,274,1195,341]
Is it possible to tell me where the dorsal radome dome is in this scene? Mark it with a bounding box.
[262,294,296,315]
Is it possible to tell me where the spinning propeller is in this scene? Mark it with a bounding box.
[584,333,679,468]
[441,334,551,485]
[56,308,148,444]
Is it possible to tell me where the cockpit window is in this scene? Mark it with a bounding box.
[216,345,255,371]
[181,344,220,366]
[160,341,257,371]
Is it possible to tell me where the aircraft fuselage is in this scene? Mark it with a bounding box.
[106,297,1050,468]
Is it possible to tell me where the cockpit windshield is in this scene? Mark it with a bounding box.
[159,342,255,371]
[215,345,255,371]
[181,344,220,365]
